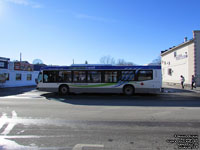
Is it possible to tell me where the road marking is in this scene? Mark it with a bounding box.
[0,137,37,150]
[0,93,44,99]
[1,111,17,135]
[0,113,7,130]
[0,135,76,139]
[72,144,104,150]
[1,96,35,99]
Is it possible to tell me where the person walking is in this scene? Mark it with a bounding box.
[191,75,196,90]
[180,75,185,89]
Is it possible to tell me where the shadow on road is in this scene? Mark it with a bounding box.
[0,86,36,97]
[162,87,194,93]
[41,92,200,107]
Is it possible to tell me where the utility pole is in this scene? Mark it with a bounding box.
[20,52,22,62]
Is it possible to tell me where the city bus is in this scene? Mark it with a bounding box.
[36,64,162,95]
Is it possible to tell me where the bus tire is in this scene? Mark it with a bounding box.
[59,85,69,95]
[123,85,134,95]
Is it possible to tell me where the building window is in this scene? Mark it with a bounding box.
[174,51,177,57]
[137,70,153,81]
[16,74,22,80]
[27,74,32,81]
[168,68,172,76]
[162,68,165,75]
[4,73,9,80]
[185,52,188,57]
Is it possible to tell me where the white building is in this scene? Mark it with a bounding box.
[0,57,39,88]
[161,30,200,86]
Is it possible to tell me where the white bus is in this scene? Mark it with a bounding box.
[36,64,162,95]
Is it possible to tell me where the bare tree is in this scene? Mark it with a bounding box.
[116,59,126,66]
[125,62,135,66]
[99,56,115,65]
[99,56,136,66]
[152,56,161,64]
[116,59,135,66]
[148,56,161,66]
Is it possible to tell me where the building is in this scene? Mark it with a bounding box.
[161,30,200,86]
[0,57,40,88]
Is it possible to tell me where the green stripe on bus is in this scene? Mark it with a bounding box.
[70,83,116,88]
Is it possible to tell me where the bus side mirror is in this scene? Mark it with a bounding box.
[35,78,38,84]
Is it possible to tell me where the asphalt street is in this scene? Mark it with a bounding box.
[0,87,200,150]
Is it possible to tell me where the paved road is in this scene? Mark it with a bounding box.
[0,87,200,150]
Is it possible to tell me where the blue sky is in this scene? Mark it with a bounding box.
[0,0,200,65]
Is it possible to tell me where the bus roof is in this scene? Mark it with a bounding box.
[41,65,161,71]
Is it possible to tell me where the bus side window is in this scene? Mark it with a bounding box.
[101,71,105,83]
[43,71,49,82]
[117,71,121,81]
[137,70,153,81]
[104,71,118,83]
[73,71,86,83]
[87,71,101,83]
[120,71,135,81]
[44,74,48,82]
[49,71,58,82]
[43,71,59,83]
[38,72,43,82]
[59,71,71,82]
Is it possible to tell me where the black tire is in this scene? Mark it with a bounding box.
[123,85,134,95]
[59,85,69,95]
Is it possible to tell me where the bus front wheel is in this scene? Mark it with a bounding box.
[59,85,69,95]
[123,85,134,95]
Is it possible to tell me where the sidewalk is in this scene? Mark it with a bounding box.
[0,86,36,97]
[162,82,200,94]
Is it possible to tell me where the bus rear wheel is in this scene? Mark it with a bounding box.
[123,85,134,95]
[59,85,69,95]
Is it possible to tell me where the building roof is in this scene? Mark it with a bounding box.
[161,38,194,56]
[0,57,10,61]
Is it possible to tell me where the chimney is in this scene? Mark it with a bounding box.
[184,37,187,42]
